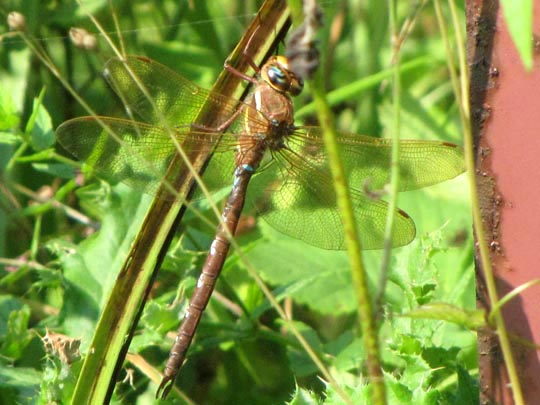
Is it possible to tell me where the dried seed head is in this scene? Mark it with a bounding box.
[7,11,26,31]
[285,0,324,79]
[69,27,98,51]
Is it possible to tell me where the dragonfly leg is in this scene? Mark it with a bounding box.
[223,13,266,83]
[190,104,246,134]
[224,61,258,84]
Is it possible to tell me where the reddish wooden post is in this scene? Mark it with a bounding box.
[467,1,540,403]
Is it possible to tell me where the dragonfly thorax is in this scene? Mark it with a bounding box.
[237,80,296,168]
[237,57,301,167]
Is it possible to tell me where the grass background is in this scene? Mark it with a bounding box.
[0,0,475,403]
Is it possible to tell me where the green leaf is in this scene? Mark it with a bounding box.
[0,366,41,402]
[25,88,55,151]
[454,365,479,404]
[379,90,460,143]
[40,355,80,403]
[53,184,150,344]
[0,133,20,145]
[244,228,356,315]
[324,381,369,405]
[386,374,413,404]
[332,336,365,372]
[0,304,32,359]
[501,0,533,70]
[141,300,179,335]
[0,87,20,131]
[32,162,76,179]
[279,320,324,377]
[287,386,319,405]
[0,295,24,336]
[129,327,163,353]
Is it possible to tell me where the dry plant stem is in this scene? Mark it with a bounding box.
[125,353,195,405]
[435,0,523,403]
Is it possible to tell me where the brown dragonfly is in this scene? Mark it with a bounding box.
[56,55,464,398]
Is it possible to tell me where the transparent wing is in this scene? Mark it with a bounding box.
[295,128,465,192]
[57,56,464,251]
[103,56,265,131]
[56,116,239,196]
[245,128,464,250]
[57,56,270,198]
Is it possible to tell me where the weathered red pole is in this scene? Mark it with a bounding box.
[467,1,540,403]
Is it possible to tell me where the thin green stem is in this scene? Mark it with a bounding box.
[309,57,386,405]
[30,213,41,261]
[435,0,524,404]
[376,0,402,319]
[5,142,28,173]
[436,1,524,403]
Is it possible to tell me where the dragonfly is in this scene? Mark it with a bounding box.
[56,55,464,398]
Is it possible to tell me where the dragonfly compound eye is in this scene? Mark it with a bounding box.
[267,66,288,88]
[265,64,304,96]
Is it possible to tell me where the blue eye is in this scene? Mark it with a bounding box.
[268,66,287,86]
[263,60,303,95]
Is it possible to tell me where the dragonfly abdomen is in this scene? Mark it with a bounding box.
[157,161,258,397]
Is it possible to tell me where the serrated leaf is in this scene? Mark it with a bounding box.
[0,296,25,336]
[324,381,369,405]
[386,374,413,404]
[1,305,32,359]
[287,386,319,405]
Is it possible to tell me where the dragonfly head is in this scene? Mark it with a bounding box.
[261,56,304,96]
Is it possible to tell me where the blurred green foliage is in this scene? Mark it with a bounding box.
[0,1,475,403]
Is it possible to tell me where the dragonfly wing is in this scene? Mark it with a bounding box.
[193,146,237,200]
[103,56,243,129]
[294,128,465,193]
[56,116,228,197]
[247,149,416,250]
[249,128,464,250]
